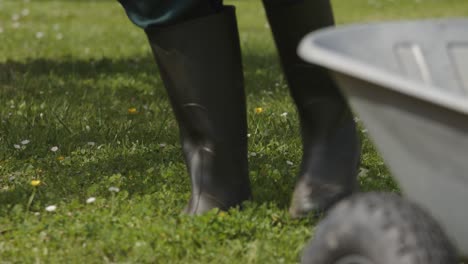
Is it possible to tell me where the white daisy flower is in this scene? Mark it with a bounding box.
[50,146,59,152]
[286,161,294,166]
[86,197,96,204]
[14,144,21,149]
[35,32,44,39]
[21,139,30,145]
[108,187,120,193]
[45,205,57,212]
[280,112,288,117]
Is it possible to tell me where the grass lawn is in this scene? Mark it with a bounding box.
[1,0,467,262]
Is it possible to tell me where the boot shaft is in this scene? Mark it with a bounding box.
[145,6,251,214]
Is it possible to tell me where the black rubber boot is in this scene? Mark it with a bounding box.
[262,0,361,218]
[145,6,252,215]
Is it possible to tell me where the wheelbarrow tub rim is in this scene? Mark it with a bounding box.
[298,18,468,116]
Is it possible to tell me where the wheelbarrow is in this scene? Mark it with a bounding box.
[298,19,468,263]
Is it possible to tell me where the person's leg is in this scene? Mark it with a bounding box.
[118,0,252,214]
[262,0,361,218]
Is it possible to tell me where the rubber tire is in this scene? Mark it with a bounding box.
[301,192,458,264]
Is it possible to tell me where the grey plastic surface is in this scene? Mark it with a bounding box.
[298,19,468,257]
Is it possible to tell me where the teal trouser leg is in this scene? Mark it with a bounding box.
[118,0,222,28]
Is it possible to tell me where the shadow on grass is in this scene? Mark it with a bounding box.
[0,50,284,97]
[0,57,156,82]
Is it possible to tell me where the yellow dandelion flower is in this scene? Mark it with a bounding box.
[255,107,263,114]
[31,180,41,187]
[57,156,65,161]
[128,107,138,114]
[218,211,227,218]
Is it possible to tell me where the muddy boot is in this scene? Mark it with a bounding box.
[145,6,252,215]
[262,0,361,218]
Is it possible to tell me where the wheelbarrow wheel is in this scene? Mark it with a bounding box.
[301,192,457,264]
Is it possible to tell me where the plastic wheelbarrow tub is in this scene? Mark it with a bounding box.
[298,19,468,257]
